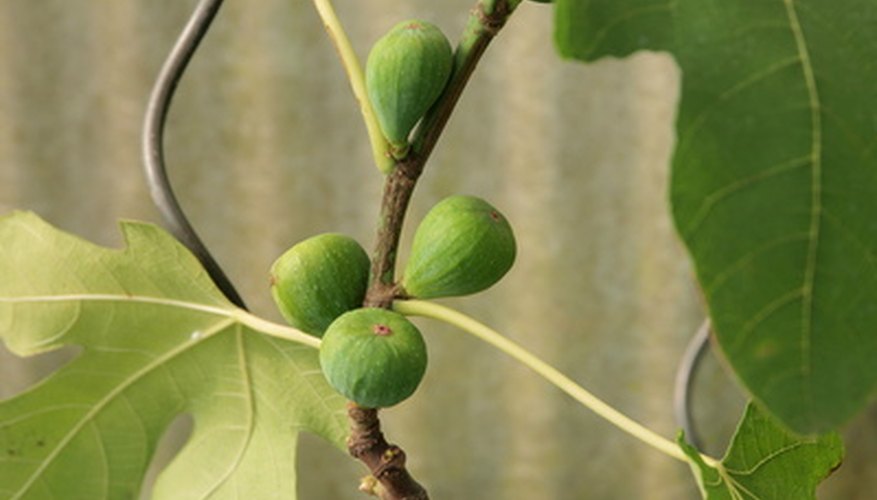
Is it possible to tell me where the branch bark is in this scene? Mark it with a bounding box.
[347,405,427,499]
[351,2,518,498]
[364,153,422,309]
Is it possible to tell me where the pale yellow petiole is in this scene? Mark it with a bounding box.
[394,299,720,467]
[311,0,394,174]
[232,308,322,349]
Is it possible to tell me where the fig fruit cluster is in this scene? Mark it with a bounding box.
[269,19,518,409]
[270,193,516,408]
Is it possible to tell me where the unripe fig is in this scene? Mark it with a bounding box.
[270,233,370,337]
[319,308,428,408]
[366,19,453,153]
[402,195,516,299]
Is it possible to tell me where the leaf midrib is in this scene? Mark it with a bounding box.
[200,325,256,498]
[0,293,320,349]
[783,0,823,410]
[1,294,231,317]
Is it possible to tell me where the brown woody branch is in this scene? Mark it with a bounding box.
[350,2,517,499]
[347,404,427,499]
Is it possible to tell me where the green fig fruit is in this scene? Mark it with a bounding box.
[270,233,370,337]
[319,308,428,408]
[366,19,453,153]
[402,195,516,299]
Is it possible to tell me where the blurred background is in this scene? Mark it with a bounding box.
[0,1,873,498]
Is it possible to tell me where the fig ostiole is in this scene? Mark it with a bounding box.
[366,19,453,155]
[319,308,428,409]
[269,233,370,337]
[401,195,516,299]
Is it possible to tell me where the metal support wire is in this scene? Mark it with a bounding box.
[673,319,711,450]
[142,0,246,309]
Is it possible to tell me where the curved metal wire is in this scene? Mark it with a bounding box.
[673,318,711,450]
[142,0,246,309]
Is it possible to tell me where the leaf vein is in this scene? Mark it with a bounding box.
[783,0,822,396]
[731,287,804,352]
[9,318,236,499]
[581,3,673,58]
[678,55,801,153]
[684,155,811,238]
[201,325,256,497]
[706,232,810,296]
[725,442,807,476]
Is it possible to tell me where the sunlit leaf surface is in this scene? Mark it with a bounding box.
[0,212,347,499]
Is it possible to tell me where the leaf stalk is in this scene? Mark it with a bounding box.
[311,0,394,174]
[394,299,721,468]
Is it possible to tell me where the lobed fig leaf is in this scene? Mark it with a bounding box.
[270,233,370,337]
[402,195,516,299]
[366,19,453,153]
[0,212,348,498]
[319,308,428,408]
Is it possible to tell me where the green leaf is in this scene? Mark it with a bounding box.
[0,211,347,499]
[556,0,877,433]
[678,403,843,500]
[554,0,674,60]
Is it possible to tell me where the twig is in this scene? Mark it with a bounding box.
[347,405,428,500]
[410,0,511,161]
[366,0,515,306]
[348,2,521,498]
